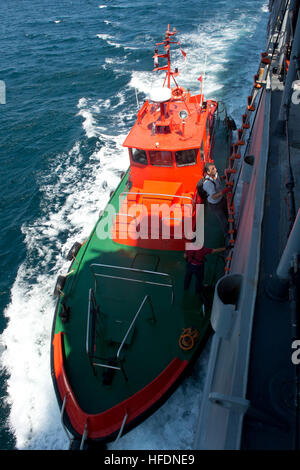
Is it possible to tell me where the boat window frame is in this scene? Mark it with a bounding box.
[129,147,149,166]
[148,149,174,167]
[175,148,198,167]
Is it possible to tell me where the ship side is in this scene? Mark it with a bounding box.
[194,0,300,450]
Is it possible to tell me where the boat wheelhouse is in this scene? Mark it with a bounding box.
[113,26,218,250]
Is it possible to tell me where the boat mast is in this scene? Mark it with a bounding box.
[153,24,185,89]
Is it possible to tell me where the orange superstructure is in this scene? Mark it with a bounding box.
[112,25,218,249]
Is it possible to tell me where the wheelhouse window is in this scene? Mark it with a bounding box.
[130,148,148,165]
[175,149,197,166]
[149,150,173,167]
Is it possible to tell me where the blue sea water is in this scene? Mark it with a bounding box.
[0,0,269,450]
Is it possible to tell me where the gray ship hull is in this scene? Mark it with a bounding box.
[194,0,300,450]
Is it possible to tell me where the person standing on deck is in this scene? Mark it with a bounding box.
[202,162,230,236]
[184,245,225,314]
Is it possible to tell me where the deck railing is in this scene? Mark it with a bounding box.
[86,288,156,381]
[120,190,194,204]
[90,263,174,304]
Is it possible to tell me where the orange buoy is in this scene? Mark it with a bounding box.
[261,52,271,65]
[237,128,245,145]
[242,113,250,129]
[254,73,262,89]
[171,86,187,100]
[179,328,200,351]
[247,95,255,111]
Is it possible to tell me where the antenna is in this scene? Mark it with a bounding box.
[135,88,140,109]
[203,54,207,89]
[200,54,207,107]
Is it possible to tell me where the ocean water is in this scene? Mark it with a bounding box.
[0,0,269,450]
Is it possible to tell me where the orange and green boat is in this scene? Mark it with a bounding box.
[51,25,233,449]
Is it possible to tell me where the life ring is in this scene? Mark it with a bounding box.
[178,327,200,351]
[179,333,195,351]
[171,87,187,100]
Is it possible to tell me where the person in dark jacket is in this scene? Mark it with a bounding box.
[184,244,225,314]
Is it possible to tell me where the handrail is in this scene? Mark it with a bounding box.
[92,361,121,370]
[90,263,174,304]
[113,212,138,227]
[86,288,98,358]
[61,394,73,445]
[92,272,173,291]
[86,287,124,377]
[114,411,129,445]
[90,262,173,279]
[80,422,88,450]
[114,212,137,220]
[121,191,194,202]
[86,288,157,382]
[161,217,183,222]
[114,208,193,230]
[117,295,155,360]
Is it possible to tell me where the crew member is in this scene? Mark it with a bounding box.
[202,162,230,235]
[184,245,225,313]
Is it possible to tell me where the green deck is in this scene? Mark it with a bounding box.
[53,120,229,416]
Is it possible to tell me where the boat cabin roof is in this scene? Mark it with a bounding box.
[123,93,216,151]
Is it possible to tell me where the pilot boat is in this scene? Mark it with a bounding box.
[51,25,233,449]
